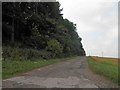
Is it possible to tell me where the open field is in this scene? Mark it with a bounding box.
[91,56,118,65]
[2,56,79,79]
[87,56,119,85]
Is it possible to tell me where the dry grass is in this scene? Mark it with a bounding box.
[91,56,118,65]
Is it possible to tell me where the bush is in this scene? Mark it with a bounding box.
[46,39,63,57]
[2,46,52,61]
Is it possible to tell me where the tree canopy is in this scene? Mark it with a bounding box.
[2,2,86,58]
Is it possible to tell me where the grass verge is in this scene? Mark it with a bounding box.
[87,56,119,85]
[2,56,80,79]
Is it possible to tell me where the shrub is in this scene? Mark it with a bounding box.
[46,39,63,57]
[2,46,52,61]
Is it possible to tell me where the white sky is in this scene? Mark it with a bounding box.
[58,0,119,58]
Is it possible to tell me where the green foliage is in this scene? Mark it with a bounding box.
[2,2,86,59]
[2,46,52,61]
[46,39,63,57]
[31,23,40,36]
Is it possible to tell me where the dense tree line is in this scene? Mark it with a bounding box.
[2,2,85,59]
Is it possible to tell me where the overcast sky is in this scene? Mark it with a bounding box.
[57,0,118,58]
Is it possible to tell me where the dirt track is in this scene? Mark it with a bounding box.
[2,56,118,88]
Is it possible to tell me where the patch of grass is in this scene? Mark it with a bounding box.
[2,56,80,79]
[87,56,119,85]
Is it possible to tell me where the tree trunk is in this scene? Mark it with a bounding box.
[36,2,38,14]
[11,17,14,43]
[11,2,15,43]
